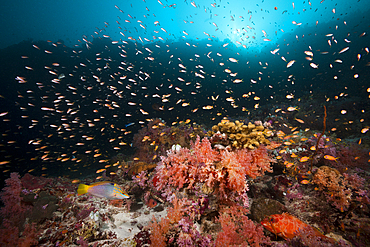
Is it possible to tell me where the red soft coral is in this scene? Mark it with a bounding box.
[215,205,270,247]
[220,145,274,192]
[156,136,221,191]
[237,145,274,179]
[156,147,194,190]
[155,137,275,203]
[149,216,170,246]
[0,220,19,246]
[191,136,220,165]
[220,150,245,193]
[148,196,188,245]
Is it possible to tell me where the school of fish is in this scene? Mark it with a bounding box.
[0,0,368,179]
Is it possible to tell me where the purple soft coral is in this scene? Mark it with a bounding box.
[0,172,25,220]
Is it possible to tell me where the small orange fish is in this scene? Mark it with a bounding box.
[265,141,283,150]
[290,153,298,158]
[96,169,105,173]
[300,179,311,184]
[299,156,310,162]
[261,213,335,243]
[287,106,298,111]
[323,155,339,162]
[286,162,294,168]
[295,118,305,124]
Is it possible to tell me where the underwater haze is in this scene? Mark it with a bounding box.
[0,0,370,245]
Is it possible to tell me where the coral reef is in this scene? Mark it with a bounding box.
[209,119,273,150]
[130,130,276,246]
[1,115,369,246]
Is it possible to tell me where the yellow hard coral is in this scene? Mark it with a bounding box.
[210,120,271,150]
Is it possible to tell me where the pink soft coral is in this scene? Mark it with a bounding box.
[156,137,221,191]
[155,147,194,191]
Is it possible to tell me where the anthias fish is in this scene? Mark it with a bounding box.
[261,213,335,243]
[77,181,129,199]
